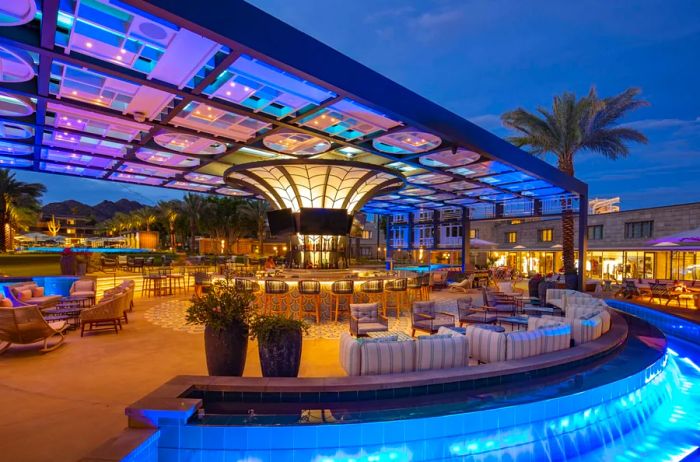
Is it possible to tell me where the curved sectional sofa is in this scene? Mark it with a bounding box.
[340,289,614,376]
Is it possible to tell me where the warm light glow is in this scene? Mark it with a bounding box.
[85,42,93,48]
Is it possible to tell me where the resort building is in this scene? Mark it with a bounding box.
[389,201,700,281]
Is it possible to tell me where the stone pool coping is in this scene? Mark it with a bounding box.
[82,312,630,460]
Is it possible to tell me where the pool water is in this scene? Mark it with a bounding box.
[144,302,700,461]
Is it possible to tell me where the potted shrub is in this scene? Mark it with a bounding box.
[249,314,308,377]
[59,247,77,275]
[186,279,254,376]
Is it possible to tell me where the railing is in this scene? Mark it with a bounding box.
[437,237,462,248]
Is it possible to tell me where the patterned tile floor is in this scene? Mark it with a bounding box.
[143,289,484,339]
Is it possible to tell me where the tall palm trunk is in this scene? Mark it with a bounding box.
[0,209,7,253]
[558,158,576,273]
[169,223,176,250]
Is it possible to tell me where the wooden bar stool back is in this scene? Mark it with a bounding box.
[331,280,354,322]
[298,280,322,324]
[361,279,385,316]
[264,280,291,317]
[384,277,408,318]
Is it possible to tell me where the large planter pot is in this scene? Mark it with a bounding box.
[258,328,302,377]
[204,324,248,376]
[564,272,579,290]
[59,254,77,275]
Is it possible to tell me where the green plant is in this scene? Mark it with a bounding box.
[249,314,308,344]
[502,87,648,274]
[186,279,255,330]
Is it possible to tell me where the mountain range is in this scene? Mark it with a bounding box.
[41,199,147,222]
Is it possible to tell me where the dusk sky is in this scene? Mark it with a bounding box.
[18,0,700,210]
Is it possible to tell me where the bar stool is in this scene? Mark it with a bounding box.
[420,273,431,300]
[331,280,354,321]
[235,278,262,308]
[407,276,422,302]
[298,280,322,324]
[361,279,384,316]
[384,277,408,318]
[264,280,291,317]
[142,271,165,297]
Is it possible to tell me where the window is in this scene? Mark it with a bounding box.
[505,231,517,243]
[360,247,371,256]
[587,225,603,240]
[469,229,479,239]
[625,221,653,239]
[361,230,372,239]
[538,228,553,242]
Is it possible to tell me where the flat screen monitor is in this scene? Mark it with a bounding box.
[299,208,349,235]
[267,208,295,235]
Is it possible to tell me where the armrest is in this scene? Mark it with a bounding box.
[438,311,455,318]
[415,313,434,320]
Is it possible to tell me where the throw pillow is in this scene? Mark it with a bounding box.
[19,289,32,301]
[418,334,452,340]
[31,286,45,297]
[580,311,600,320]
[356,335,399,344]
[0,298,12,307]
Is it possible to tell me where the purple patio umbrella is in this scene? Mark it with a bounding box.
[647,226,700,244]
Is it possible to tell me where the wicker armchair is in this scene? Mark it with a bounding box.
[349,302,388,336]
[80,295,124,336]
[411,300,455,336]
[0,306,68,353]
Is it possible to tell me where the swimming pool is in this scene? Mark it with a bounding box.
[25,247,151,253]
[118,304,700,462]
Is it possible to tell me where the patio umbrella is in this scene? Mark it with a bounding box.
[648,227,700,244]
[470,238,497,248]
[652,241,680,247]
[550,244,563,249]
[22,232,50,241]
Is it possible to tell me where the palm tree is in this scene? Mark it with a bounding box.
[0,170,45,252]
[137,207,157,232]
[181,193,205,252]
[157,200,179,250]
[242,200,269,255]
[501,87,648,278]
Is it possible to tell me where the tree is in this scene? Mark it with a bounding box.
[157,200,179,250]
[501,87,648,276]
[242,200,269,255]
[181,193,205,252]
[0,170,46,252]
[137,207,157,232]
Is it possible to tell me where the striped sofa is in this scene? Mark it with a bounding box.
[528,317,572,353]
[465,325,545,363]
[338,331,469,376]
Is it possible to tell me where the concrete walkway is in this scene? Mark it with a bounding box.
[0,294,343,462]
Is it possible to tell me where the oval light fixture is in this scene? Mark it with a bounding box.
[263,131,331,156]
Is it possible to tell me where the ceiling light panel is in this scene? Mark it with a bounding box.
[297,99,402,140]
[170,101,270,141]
[49,61,174,120]
[47,102,150,142]
[204,54,336,119]
[55,0,222,89]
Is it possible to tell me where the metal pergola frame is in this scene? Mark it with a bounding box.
[0,0,589,287]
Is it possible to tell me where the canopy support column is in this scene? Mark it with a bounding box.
[461,207,471,273]
[578,195,588,291]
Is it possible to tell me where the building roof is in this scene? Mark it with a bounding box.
[0,0,586,219]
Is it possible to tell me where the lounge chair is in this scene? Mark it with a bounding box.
[481,287,517,316]
[457,296,497,326]
[80,296,124,336]
[69,278,96,303]
[0,306,68,353]
[8,282,61,310]
[349,302,388,336]
[411,300,455,336]
[448,275,474,293]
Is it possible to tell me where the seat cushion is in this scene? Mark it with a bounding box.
[71,291,95,298]
[350,303,379,321]
[31,287,45,297]
[415,334,468,371]
[461,313,498,324]
[18,289,32,301]
[74,280,94,292]
[571,316,603,345]
[506,330,543,360]
[356,322,388,334]
[28,295,61,307]
[360,340,415,375]
[339,333,361,376]
[538,324,571,353]
[466,326,506,363]
[48,320,67,332]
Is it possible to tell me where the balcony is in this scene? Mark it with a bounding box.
[414,238,434,248]
[438,237,462,248]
